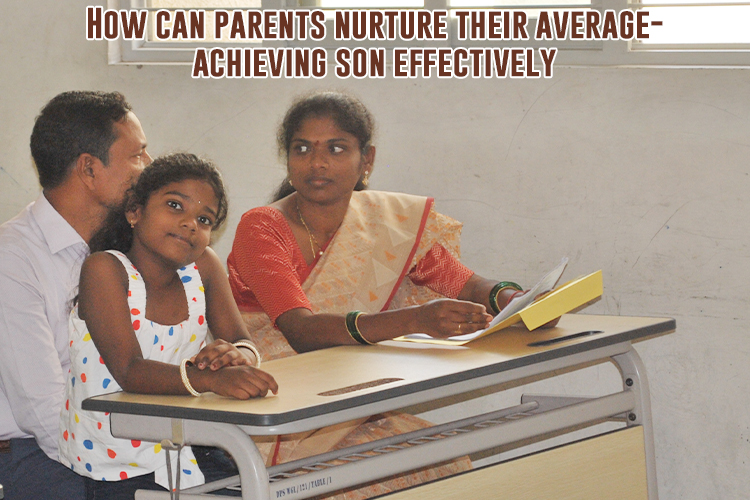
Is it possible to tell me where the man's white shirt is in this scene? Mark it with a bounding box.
[0,193,88,460]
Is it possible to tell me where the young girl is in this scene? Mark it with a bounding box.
[59,153,278,499]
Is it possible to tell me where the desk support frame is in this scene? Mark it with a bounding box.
[613,348,658,500]
[185,421,268,500]
[244,342,635,436]
[113,342,661,500]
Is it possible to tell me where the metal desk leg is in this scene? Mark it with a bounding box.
[132,419,269,500]
[612,347,659,500]
[185,420,269,500]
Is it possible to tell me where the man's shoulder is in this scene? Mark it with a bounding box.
[0,205,67,303]
[0,203,41,257]
[0,203,43,251]
[0,202,61,285]
[0,194,85,263]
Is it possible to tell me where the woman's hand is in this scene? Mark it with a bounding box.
[414,299,492,339]
[205,365,279,399]
[496,287,524,311]
[192,339,256,371]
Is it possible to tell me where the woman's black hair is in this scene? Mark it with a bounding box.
[89,153,229,254]
[271,91,375,202]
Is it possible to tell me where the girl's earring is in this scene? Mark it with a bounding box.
[129,220,135,229]
[288,178,294,187]
[361,171,370,187]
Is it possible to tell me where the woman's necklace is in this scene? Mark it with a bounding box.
[296,200,324,257]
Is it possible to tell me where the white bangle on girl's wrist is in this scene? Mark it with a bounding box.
[180,358,201,397]
[232,340,262,368]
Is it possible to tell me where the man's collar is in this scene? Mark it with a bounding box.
[31,192,87,254]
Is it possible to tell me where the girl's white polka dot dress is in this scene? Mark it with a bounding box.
[59,250,207,489]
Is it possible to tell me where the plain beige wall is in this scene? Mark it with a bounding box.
[2,1,749,498]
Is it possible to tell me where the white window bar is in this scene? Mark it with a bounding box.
[108,0,750,66]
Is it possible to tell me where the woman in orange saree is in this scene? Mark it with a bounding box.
[227,91,528,499]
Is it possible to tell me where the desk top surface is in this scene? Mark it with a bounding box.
[83,314,674,427]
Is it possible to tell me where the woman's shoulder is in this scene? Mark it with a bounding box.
[235,205,294,243]
[352,190,432,204]
[239,205,286,225]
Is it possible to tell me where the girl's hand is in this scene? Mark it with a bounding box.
[208,365,279,399]
[415,299,492,339]
[193,339,256,371]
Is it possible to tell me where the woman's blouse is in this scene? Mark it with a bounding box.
[227,206,474,325]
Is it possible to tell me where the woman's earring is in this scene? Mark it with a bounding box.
[288,178,294,187]
[361,171,370,187]
[129,220,135,228]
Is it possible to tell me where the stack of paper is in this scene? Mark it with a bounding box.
[397,259,603,346]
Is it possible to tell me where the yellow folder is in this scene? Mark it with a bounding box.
[396,270,603,346]
[513,269,603,331]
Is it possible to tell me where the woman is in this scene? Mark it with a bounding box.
[228,91,527,357]
[226,91,536,498]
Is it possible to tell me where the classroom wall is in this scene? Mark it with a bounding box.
[1,1,748,498]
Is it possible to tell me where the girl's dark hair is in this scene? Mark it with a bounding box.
[89,153,228,254]
[271,91,375,202]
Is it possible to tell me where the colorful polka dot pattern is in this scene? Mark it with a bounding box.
[59,250,207,489]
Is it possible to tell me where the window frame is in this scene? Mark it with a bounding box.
[108,0,750,66]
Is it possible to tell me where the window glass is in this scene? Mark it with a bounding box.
[636,2,750,45]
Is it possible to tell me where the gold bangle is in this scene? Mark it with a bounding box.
[346,311,374,345]
[232,340,262,368]
[180,358,201,397]
[354,313,373,344]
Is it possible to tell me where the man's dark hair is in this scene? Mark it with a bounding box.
[30,91,132,189]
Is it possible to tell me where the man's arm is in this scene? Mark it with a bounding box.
[0,250,67,460]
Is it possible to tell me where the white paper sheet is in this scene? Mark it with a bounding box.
[404,257,569,341]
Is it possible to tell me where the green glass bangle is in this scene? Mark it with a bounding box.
[345,311,373,345]
[489,281,523,314]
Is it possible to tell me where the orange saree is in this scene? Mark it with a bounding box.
[227,191,473,499]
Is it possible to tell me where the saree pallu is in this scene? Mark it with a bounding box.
[242,191,472,499]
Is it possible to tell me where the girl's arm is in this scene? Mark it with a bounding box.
[193,248,273,373]
[78,252,275,399]
[197,247,252,345]
[178,247,277,393]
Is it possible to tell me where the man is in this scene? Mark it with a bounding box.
[0,91,151,499]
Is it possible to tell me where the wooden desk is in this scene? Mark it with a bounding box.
[376,426,649,500]
[84,314,674,500]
